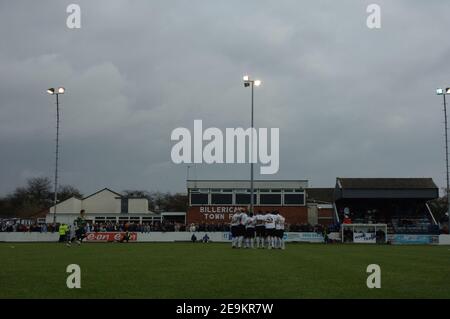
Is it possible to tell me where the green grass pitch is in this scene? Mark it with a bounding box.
[1,242,449,298]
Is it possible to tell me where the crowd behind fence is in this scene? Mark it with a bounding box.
[0,220,335,234]
[1,219,447,234]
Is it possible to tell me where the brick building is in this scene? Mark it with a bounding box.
[186,180,334,225]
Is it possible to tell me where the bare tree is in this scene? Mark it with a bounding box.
[0,177,82,218]
[58,185,83,201]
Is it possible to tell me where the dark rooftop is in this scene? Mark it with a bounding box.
[336,178,438,190]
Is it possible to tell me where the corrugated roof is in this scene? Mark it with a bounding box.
[337,178,437,189]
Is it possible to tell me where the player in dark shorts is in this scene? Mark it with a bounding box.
[274,211,286,249]
[231,225,238,239]
[75,226,85,244]
[244,212,256,248]
[230,210,241,248]
[237,209,247,248]
[255,211,266,248]
[264,211,277,249]
[276,228,283,240]
[74,209,87,245]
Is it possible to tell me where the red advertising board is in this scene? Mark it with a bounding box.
[85,232,137,242]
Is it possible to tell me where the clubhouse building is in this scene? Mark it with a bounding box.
[45,188,180,225]
[186,179,334,225]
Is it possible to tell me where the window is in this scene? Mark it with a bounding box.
[191,193,208,205]
[284,193,305,205]
[211,193,233,205]
[235,193,257,205]
[210,188,233,205]
[283,188,305,205]
[260,194,281,205]
[121,198,128,214]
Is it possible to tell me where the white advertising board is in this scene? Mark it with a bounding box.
[353,231,376,244]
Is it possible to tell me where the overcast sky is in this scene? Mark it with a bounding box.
[1,0,450,196]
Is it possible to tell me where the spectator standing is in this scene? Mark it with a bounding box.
[58,223,68,243]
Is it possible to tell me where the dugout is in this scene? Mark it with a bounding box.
[334,178,440,234]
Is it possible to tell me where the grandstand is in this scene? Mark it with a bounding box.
[334,178,440,235]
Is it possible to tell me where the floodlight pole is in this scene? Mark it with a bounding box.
[443,93,450,226]
[53,93,60,224]
[250,81,254,215]
[243,76,260,214]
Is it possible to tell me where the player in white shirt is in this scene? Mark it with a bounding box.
[264,211,276,249]
[255,211,266,248]
[237,209,248,248]
[230,210,241,248]
[274,212,286,249]
[244,212,257,248]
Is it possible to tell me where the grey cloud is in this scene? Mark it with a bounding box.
[1,0,450,195]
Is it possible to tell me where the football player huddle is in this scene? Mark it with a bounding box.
[230,209,286,249]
